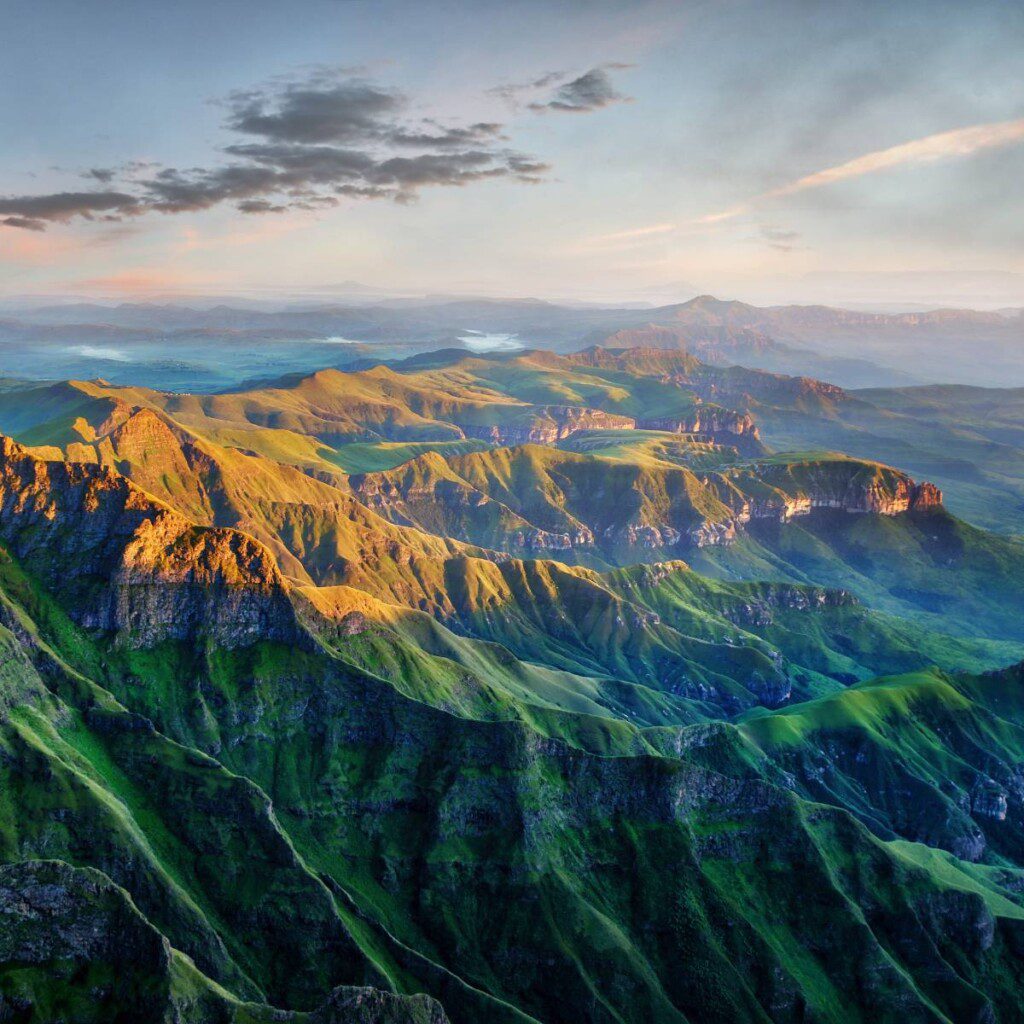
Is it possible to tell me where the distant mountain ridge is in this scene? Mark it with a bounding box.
[4,291,1023,390]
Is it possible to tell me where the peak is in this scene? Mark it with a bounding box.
[0,432,28,459]
[682,294,745,309]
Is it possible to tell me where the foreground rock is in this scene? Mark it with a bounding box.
[0,860,451,1024]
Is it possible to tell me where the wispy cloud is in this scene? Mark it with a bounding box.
[486,71,566,107]
[759,224,801,252]
[569,119,1024,259]
[692,205,749,225]
[589,222,676,245]
[694,118,1024,224]
[528,66,633,114]
[490,64,633,115]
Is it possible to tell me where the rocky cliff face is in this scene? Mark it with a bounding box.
[351,444,945,561]
[637,409,762,450]
[457,398,761,451]
[0,434,301,648]
[717,476,944,527]
[0,860,451,1024]
[460,405,634,445]
[0,860,180,1022]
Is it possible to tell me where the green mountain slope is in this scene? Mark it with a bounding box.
[738,665,1024,864]
[4,349,1024,1021]
[3,533,1024,1023]
[741,380,1024,535]
[348,442,940,564]
[3,432,1011,720]
[690,507,1024,644]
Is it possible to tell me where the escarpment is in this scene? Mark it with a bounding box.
[0,434,302,647]
[709,468,944,525]
[4,350,1024,1023]
[458,405,635,444]
[350,444,945,560]
[636,409,762,450]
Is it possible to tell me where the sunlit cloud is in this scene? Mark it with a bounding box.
[694,117,1024,224]
[773,118,1024,197]
[693,204,750,225]
[69,269,216,296]
[563,119,1024,271]
[587,222,676,245]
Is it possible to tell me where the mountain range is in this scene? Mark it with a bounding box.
[2,340,1024,1022]
[2,293,1022,391]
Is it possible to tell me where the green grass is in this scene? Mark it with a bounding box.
[325,438,491,473]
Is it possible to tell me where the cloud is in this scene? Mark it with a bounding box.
[0,190,141,231]
[771,118,1024,197]
[82,167,116,184]
[1,216,46,231]
[488,64,632,114]
[759,225,801,252]
[486,71,567,106]
[1,68,551,230]
[579,222,677,250]
[225,78,403,144]
[696,118,1024,224]
[529,66,632,114]
[388,122,505,148]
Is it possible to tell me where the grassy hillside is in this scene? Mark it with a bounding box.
[3,536,1024,1022]
[691,508,1024,643]
[738,663,1024,865]
[0,353,1022,678]
[349,442,934,564]
[752,383,1024,535]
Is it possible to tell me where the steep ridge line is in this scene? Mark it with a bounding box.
[0,434,302,648]
[349,443,944,559]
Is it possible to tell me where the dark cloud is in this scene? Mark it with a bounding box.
[2,216,46,231]
[82,167,116,183]
[505,154,550,183]
[236,199,289,214]
[141,164,288,213]
[226,79,403,144]
[388,122,505,148]
[1,69,550,230]
[0,190,140,229]
[529,66,631,114]
[224,142,379,180]
[760,225,802,252]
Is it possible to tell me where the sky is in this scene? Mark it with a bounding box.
[1,0,1023,307]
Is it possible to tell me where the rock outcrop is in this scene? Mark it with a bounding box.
[0,860,452,1024]
[0,434,301,648]
[311,987,450,1024]
[716,474,944,527]
[0,860,180,1022]
[637,409,761,449]
[460,405,634,445]
[351,443,945,561]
